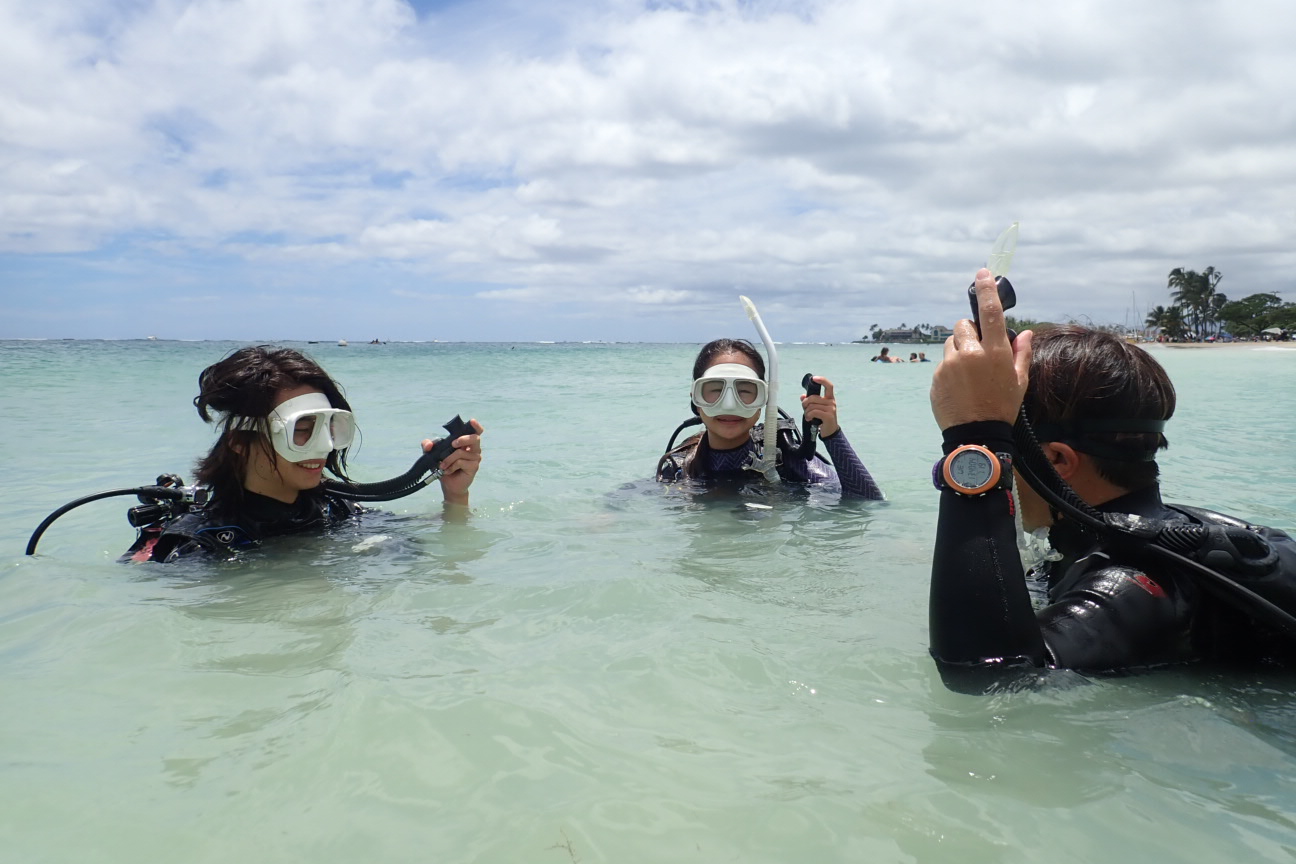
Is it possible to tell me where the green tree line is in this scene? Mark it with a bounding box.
[859,267,1291,343]
[1145,267,1295,340]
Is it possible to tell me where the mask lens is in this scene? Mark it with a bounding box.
[293,415,319,447]
[735,381,760,405]
[699,380,725,405]
[329,412,356,449]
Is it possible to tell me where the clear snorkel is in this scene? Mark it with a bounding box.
[739,295,781,482]
[987,222,1018,286]
[968,222,1019,339]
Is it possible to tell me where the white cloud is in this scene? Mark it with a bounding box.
[2,0,1295,340]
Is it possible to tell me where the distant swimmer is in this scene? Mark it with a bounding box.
[871,346,903,363]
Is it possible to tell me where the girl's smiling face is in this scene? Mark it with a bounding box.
[696,352,763,450]
[242,385,331,503]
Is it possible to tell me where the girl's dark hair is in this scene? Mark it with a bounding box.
[681,338,766,479]
[1025,326,1176,490]
[194,346,353,516]
[692,338,765,380]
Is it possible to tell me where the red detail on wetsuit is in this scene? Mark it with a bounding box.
[1005,489,1015,515]
[131,537,159,563]
[1131,573,1166,598]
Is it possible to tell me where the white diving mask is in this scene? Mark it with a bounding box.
[691,363,768,419]
[263,392,356,462]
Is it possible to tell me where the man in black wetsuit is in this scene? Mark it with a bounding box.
[927,269,1291,689]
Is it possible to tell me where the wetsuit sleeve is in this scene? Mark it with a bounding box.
[929,421,1048,686]
[820,430,884,499]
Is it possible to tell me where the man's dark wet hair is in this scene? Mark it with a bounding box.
[1025,326,1176,490]
[193,346,354,517]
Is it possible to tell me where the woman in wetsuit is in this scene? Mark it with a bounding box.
[129,346,483,562]
[656,339,883,499]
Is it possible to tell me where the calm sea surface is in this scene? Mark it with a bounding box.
[3,338,1296,863]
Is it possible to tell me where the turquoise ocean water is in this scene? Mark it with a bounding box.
[3,338,1296,862]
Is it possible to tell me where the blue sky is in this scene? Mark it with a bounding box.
[2,0,1293,342]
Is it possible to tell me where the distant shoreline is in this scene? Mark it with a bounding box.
[1149,341,1295,350]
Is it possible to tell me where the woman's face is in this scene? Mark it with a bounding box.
[242,384,331,503]
[696,351,763,450]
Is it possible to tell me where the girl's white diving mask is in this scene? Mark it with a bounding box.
[265,393,356,462]
[691,363,768,419]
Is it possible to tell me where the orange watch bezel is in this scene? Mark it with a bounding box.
[942,444,1002,496]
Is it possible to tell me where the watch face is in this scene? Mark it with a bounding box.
[949,449,995,490]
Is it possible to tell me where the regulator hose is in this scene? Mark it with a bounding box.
[26,483,206,556]
[323,415,476,502]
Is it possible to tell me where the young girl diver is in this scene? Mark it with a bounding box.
[656,338,883,499]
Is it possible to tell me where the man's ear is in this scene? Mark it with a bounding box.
[1040,441,1083,481]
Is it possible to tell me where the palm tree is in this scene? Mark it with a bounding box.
[1167,268,1201,337]
[1208,292,1229,337]
[1145,305,1186,340]
[1167,267,1223,340]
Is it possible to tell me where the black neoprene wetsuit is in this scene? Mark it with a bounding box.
[126,488,362,563]
[658,426,884,499]
[929,420,1285,691]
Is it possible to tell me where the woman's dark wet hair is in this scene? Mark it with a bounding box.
[1025,326,1176,490]
[194,346,353,516]
[676,338,767,479]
